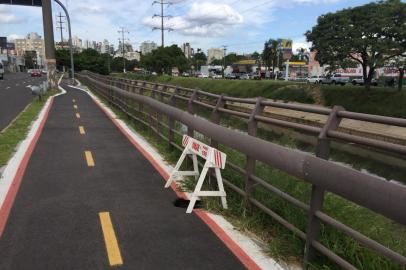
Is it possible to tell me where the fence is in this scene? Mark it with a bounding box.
[77,71,406,269]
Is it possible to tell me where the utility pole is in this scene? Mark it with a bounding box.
[222,45,228,78]
[152,0,173,48]
[118,27,129,73]
[56,12,65,43]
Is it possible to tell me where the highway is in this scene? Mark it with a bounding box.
[0,72,45,131]
[0,82,246,269]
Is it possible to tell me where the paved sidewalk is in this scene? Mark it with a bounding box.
[0,83,246,270]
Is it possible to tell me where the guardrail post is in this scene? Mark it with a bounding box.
[168,87,178,150]
[210,94,225,149]
[244,97,265,215]
[304,105,344,268]
[157,86,165,137]
[152,84,160,140]
[187,90,198,137]
[139,82,145,122]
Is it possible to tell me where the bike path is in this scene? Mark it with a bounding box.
[0,82,246,269]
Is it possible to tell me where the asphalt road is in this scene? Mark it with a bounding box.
[0,82,245,270]
[0,72,45,131]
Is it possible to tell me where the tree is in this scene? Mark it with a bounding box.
[262,39,280,71]
[192,49,207,71]
[24,51,36,69]
[140,45,189,74]
[306,0,406,89]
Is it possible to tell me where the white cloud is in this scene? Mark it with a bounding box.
[7,34,23,41]
[0,9,25,24]
[142,1,243,37]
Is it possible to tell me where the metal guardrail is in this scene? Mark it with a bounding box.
[77,72,406,269]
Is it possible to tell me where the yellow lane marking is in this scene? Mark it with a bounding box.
[72,99,76,103]
[76,113,81,119]
[79,126,86,135]
[84,151,95,167]
[74,105,78,109]
[99,212,123,266]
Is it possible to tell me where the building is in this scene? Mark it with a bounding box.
[124,51,141,62]
[101,39,110,54]
[72,36,83,50]
[182,43,194,59]
[0,37,7,52]
[140,41,157,55]
[13,32,45,67]
[207,48,224,64]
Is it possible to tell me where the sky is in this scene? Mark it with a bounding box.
[0,0,377,54]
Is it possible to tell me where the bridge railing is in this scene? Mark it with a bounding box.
[77,72,406,269]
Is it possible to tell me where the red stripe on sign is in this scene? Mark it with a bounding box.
[218,151,222,167]
[214,150,218,166]
[185,136,189,146]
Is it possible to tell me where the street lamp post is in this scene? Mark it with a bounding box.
[53,0,75,82]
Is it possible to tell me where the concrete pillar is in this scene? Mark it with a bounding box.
[42,0,57,88]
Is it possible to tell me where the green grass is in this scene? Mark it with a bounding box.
[118,73,406,118]
[83,80,406,270]
[0,91,57,167]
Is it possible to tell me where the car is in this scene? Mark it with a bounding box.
[321,74,349,85]
[240,73,250,80]
[210,74,222,79]
[41,69,48,75]
[30,70,42,77]
[307,75,324,84]
[351,77,378,86]
[225,73,237,80]
[0,62,4,80]
[198,73,209,78]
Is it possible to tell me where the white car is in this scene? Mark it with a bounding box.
[240,74,250,80]
[198,73,209,78]
[306,75,324,84]
[0,62,4,80]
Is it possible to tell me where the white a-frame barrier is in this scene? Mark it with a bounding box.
[165,135,228,213]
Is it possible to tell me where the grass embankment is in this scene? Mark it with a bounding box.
[83,80,405,270]
[0,91,57,167]
[119,73,406,118]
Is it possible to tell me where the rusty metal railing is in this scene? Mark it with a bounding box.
[77,72,406,270]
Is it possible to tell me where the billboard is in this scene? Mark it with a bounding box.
[0,0,42,6]
[278,39,293,60]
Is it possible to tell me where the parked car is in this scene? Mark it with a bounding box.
[30,70,42,77]
[181,72,190,77]
[351,77,378,86]
[240,73,250,80]
[198,73,209,78]
[210,74,222,79]
[0,62,4,80]
[225,73,237,80]
[321,74,349,85]
[41,69,48,75]
[306,75,324,84]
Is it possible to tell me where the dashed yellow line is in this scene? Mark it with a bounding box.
[76,113,81,119]
[99,212,123,266]
[84,151,95,167]
[74,104,78,110]
[79,126,86,135]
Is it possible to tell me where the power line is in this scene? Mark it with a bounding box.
[118,27,130,73]
[56,12,65,43]
[152,0,173,47]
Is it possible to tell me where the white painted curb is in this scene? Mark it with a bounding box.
[0,75,66,209]
[67,82,287,270]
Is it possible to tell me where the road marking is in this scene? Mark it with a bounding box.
[74,104,78,109]
[76,113,81,119]
[6,87,10,89]
[84,151,95,167]
[72,99,76,103]
[99,212,123,266]
[79,126,85,135]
